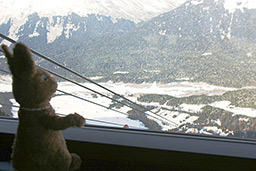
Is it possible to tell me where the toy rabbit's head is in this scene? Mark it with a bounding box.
[1,43,57,108]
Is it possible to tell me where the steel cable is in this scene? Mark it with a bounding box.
[0,33,178,126]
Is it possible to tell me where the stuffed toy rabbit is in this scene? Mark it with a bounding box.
[1,42,85,171]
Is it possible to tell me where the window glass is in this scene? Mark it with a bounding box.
[1,0,256,139]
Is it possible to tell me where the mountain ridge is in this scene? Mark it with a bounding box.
[52,0,256,87]
[0,0,184,24]
[1,0,256,88]
[0,0,186,45]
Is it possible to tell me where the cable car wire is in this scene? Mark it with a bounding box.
[0,68,129,117]
[0,33,141,108]
[0,68,176,126]
[0,33,178,126]
[56,89,130,117]
[40,67,179,126]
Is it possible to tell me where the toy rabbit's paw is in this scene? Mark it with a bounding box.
[70,153,82,171]
[72,113,85,128]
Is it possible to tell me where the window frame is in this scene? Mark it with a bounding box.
[1,117,255,160]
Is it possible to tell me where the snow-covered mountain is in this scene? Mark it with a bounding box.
[1,0,256,88]
[0,0,186,45]
[144,0,256,45]
[1,0,256,46]
[0,0,185,23]
[40,0,256,88]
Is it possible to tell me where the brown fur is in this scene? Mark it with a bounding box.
[1,43,85,171]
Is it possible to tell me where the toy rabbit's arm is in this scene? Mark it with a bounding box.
[40,113,85,130]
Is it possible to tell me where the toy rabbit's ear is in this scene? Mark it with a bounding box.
[1,44,15,75]
[2,43,36,77]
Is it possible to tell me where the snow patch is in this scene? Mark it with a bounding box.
[96,15,103,21]
[29,31,40,38]
[239,118,249,122]
[180,104,205,113]
[210,101,256,118]
[146,107,199,131]
[176,78,192,81]
[113,71,129,75]
[227,13,234,39]
[159,30,166,35]
[10,99,19,118]
[64,23,80,39]
[224,0,256,13]
[0,75,12,92]
[203,6,210,11]
[215,119,221,126]
[47,17,64,43]
[28,20,41,38]
[191,0,203,6]
[144,70,161,73]
[186,125,232,136]
[202,52,212,56]
[246,52,253,57]
[201,126,222,135]
[186,128,199,134]
[88,76,104,80]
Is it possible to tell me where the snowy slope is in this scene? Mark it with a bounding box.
[0,0,186,45]
[2,0,255,45]
[0,0,185,24]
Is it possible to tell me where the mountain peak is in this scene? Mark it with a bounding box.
[0,0,186,24]
[0,0,186,45]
